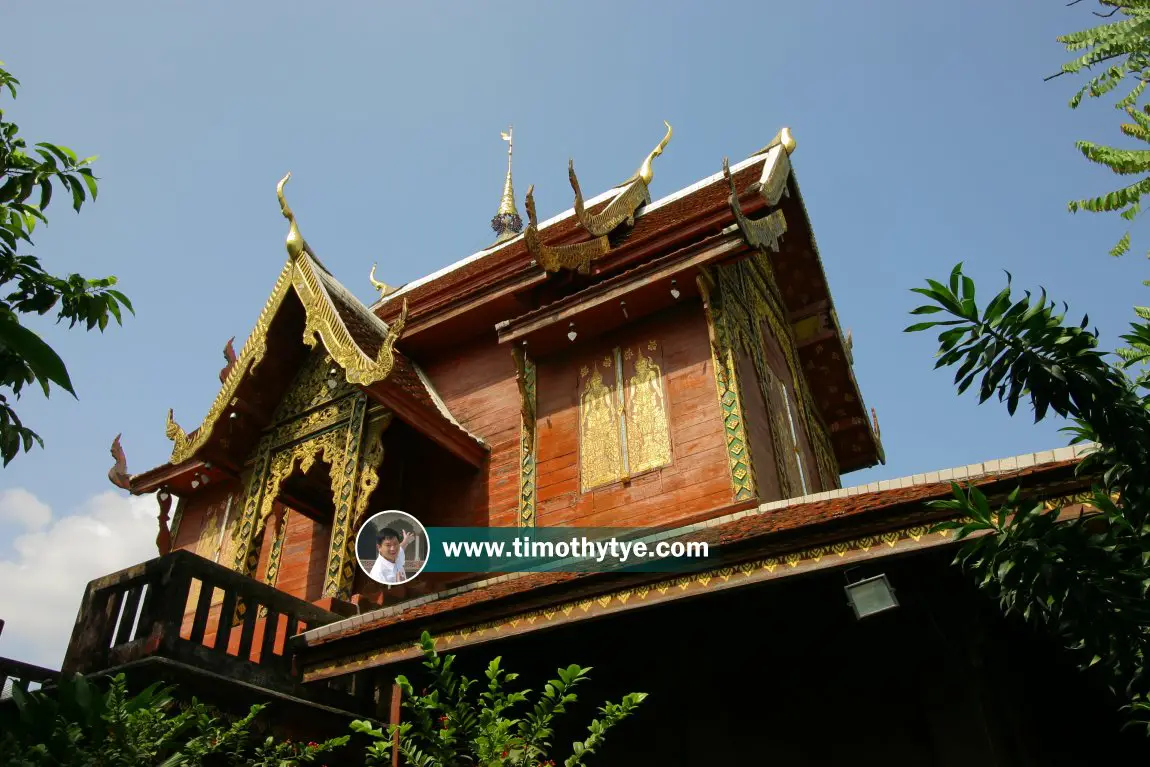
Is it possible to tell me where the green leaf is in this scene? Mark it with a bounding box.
[0,315,76,396]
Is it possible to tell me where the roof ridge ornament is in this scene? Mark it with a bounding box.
[750,126,796,158]
[277,172,315,262]
[723,157,787,253]
[108,433,131,490]
[220,336,237,383]
[524,184,610,274]
[570,120,672,238]
[491,126,523,243]
[370,263,399,299]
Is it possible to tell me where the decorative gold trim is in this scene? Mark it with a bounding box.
[166,261,294,464]
[261,506,291,599]
[354,411,393,530]
[324,394,369,599]
[698,271,755,500]
[233,435,275,578]
[524,185,610,274]
[513,348,537,527]
[292,253,409,386]
[303,519,949,680]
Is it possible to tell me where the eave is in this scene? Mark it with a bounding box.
[294,446,1094,679]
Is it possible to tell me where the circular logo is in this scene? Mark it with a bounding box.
[355,510,429,586]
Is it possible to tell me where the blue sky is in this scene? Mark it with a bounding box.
[0,1,1144,662]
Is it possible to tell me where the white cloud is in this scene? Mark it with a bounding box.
[0,488,52,530]
[0,489,158,669]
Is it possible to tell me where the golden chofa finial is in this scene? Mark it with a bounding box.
[277,172,309,262]
[369,262,399,299]
[491,126,523,243]
[633,120,673,186]
[571,120,672,238]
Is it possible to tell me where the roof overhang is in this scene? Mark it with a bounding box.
[293,448,1092,679]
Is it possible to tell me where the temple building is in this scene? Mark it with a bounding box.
[21,124,1146,762]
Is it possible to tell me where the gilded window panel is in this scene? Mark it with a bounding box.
[623,342,672,476]
[578,357,625,492]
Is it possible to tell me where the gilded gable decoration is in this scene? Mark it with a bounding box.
[165,174,421,466]
[524,185,610,274]
[569,121,672,237]
[578,342,672,493]
[280,173,409,387]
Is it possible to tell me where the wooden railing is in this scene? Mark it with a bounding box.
[0,656,59,699]
[61,551,341,699]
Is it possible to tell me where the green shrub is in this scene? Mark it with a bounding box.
[351,631,646,767]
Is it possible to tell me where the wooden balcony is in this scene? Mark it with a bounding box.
[0,656,59,699]
[60,550,396,728]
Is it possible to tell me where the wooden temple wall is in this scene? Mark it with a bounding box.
[531,302,732,527]
[420,338,527,528]
[163,281,846,610]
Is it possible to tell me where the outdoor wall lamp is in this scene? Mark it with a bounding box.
[844,572,899,619]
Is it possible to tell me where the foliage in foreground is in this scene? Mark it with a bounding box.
[907,265,1150,725]
[1055,1,1150,258]
[351,631,646,767]
[0,673,347,766]
[0,60,132,466]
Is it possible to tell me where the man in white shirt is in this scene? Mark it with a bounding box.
[369,527,414,584]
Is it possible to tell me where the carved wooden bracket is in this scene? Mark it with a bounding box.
[156,491,173,555]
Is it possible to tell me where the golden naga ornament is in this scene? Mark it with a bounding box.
[723,157,787,253]
[570,120,672,237]
[524,184,610,274]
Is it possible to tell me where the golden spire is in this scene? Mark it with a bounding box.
[491,126,523,243]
